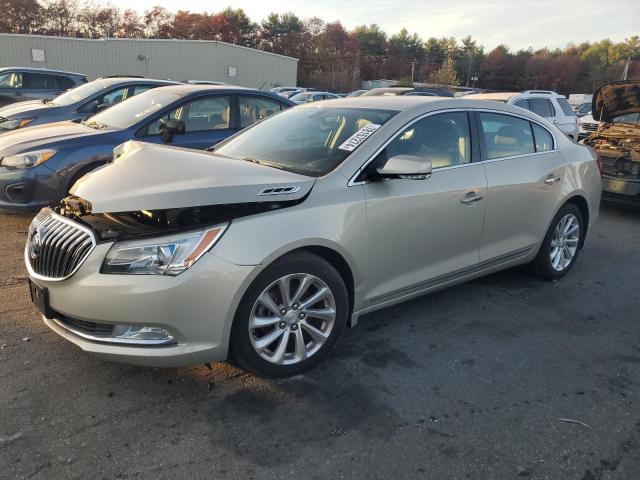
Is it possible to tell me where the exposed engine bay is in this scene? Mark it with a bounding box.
[585,122,640,179]
[585,80,640,181]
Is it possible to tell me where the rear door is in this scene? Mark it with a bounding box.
[362,111,487,303]
[22,73,61,101]
[476,111,565,262]
[140,94,236,149]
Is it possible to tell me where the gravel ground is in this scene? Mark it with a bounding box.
[1,203,640,480]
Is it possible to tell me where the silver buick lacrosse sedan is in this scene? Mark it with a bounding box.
[25,97,601,376]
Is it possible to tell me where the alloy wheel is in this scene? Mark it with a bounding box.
[248,273,336,365]
[549,213,580,271]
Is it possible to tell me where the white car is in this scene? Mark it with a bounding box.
[578,113,600,139]
[467,90,579,140]
[269,87,300,97]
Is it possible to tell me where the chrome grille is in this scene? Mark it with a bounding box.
[582,122,598,132]
[25,209,96,281]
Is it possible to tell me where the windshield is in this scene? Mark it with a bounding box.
[51,81,110,106]
[612,113,640,126]
[213,106,398,176]
[86,89,181,130]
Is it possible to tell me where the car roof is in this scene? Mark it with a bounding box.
[465,92,520,101]
[94,77,179,86]
[150,84,293,104]
[0,66,86,77]
[296,95,554,120]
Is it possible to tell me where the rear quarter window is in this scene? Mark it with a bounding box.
[556,98,575,116]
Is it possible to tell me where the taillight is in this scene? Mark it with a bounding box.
[596,156,604,174]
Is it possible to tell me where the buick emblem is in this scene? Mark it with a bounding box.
[29,226,47,259]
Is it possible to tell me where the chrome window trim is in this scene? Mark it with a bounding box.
[24,210,97,282]
[347,107,558,187]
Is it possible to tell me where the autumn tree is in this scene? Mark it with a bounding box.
[428,57,459,85]
[0,0,43,33]
[118,9,144,38]
[143,6,173,38]
[42,0,79,36]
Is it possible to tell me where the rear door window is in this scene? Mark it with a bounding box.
[238,95,282,128]
[23,73,50,89]
[478,112,535,159]
[528,98,554,118]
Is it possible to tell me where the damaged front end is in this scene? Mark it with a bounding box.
[584,81,640,204]
[56,194,307,242]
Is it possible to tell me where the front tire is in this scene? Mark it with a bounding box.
[229,252,348,377]
[530,203,584,280]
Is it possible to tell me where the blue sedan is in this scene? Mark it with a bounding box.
[0,77,178,132]
[0,85,294,210]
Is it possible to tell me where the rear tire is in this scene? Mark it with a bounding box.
[530,203,584,280]
[229,252,348,377]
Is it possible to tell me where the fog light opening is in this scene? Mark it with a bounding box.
[112,325,175,343]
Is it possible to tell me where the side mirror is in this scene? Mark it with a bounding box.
[376,154,432,180]
[160,118,186,143]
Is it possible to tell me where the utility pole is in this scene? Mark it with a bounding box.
[622,56,630,81]
[411,61,416,85]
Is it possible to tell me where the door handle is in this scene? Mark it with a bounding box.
[544,174,561,185]
[460,192,483,205]
[15,92,23,96]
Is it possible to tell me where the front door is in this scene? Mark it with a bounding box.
[361,111,487,304]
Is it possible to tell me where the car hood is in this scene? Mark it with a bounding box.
[71,141,316,213]
[592,80,640,123]
[0,99,52,119]
[0,121,105,155]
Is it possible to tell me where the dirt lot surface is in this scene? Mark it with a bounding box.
[1,204,640,480]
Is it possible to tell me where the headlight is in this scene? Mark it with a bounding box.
[0,117,34,130]
[101,224,228,276]
[1,149,56,168]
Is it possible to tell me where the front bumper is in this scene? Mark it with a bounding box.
[30,242,257,367]
[0,164,60,211]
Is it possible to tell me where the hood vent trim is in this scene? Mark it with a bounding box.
[257,186,301,196]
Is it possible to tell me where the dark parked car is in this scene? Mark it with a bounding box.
[0,67,86,107]
[0,85,294,210]
[361,87,454,97]
[0,77,177,132]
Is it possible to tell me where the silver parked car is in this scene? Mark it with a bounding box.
[25,97,601,376]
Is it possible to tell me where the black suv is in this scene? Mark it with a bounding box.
[0,67,87,107]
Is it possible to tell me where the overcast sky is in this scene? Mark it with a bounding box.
[108,0,639,51]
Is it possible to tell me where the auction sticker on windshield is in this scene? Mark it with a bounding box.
[338,123,381,151]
